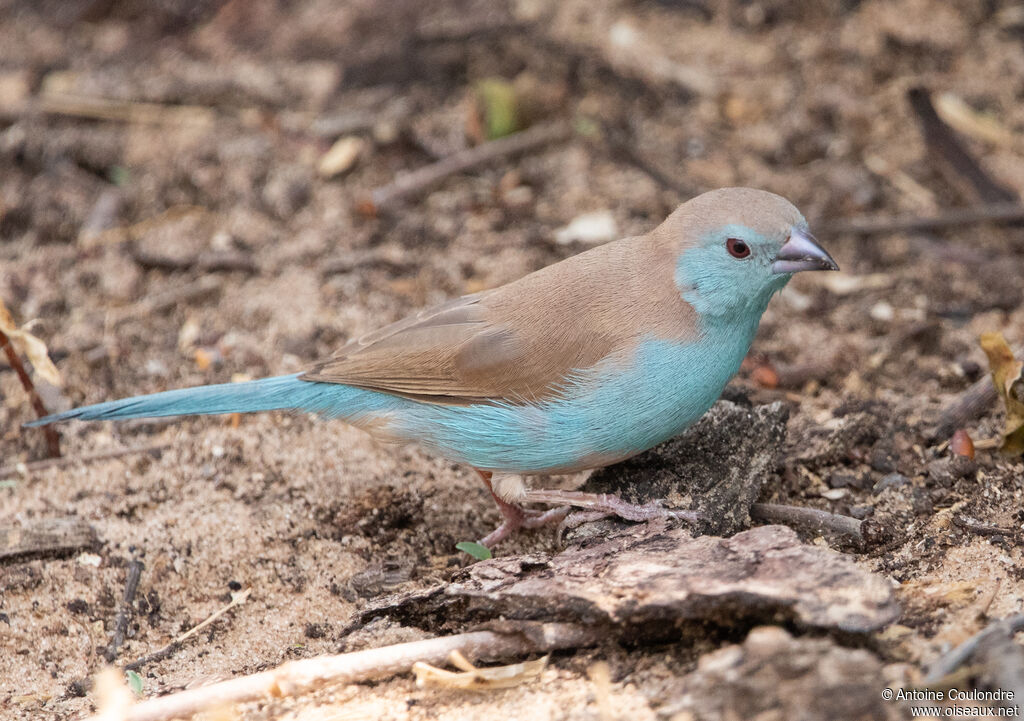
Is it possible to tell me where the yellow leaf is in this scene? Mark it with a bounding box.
[980,332,1024,455]
[412,651,547,691]
[0,298,63,387]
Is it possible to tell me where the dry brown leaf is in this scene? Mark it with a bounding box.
[412,650,547,691]
[980,332,1024,455]
[0,298,63,387]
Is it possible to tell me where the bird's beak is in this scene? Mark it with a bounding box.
[772,228,839,274]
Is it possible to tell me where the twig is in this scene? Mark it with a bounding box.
[773,356,844,389]
[109,276,223,325]
[928,375,999,442]
[37,92,215,127]
[601,122,693,199]
[361,120,573,214]
[100,623,596,721]
[0,443,170,480]
[104,560,145,662]
[750,503,863,543]
[925,614,1024,683]
[1,328,61,457]
[906,87,1018,204]
[821,202,1024,236]
[953,515,1018,541]
[124,589,252,672]
[130,248,259,275]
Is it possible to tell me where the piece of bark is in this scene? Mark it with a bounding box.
[0,517,99,561]
[364,524,899,635]
[581,400,789,535]
[660,627,903,721]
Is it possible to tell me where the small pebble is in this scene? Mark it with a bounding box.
[869,301,895,322]
[317,136,365,178]
[555,210,618,245]
[848,505,874,519]
[873,472,908,495]
[950,429,975,459]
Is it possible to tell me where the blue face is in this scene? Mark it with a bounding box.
[674,222,799,320]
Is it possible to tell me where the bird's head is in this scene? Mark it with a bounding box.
[666,188,838,321]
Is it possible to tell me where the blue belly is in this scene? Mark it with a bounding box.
[315,328,756,475]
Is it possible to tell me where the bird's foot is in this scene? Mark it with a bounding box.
[474,468,571,547]
[522,489,701,525]
[477,504,570,547]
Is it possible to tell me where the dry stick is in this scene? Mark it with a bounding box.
[953,515,1018,541]
[109,276,224,326]
[124,589,252,672]
[101,623,596,721]
[600,123,693,199]
[0,443,170,480]
[363,120,573,214]
[821,202,1024,236]
[37,93,215,127]
[906,87,1018,204]
[925,614,1024,683]
[750,503,863,543]
[130,248,260,275]
[104,560,145,662]
[929,375,999,443]
[1,328,61,457]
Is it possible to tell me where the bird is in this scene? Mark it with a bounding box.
[27,187,838,547]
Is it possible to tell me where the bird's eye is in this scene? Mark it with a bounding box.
[726,238,750,259]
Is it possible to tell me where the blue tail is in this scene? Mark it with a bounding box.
[24,374,353,426]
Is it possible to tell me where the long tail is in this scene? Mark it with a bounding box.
[24,374,358,426]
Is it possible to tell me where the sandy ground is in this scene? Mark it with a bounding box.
[3,1,1024,719]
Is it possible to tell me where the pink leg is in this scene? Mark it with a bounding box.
[475,470,570,547]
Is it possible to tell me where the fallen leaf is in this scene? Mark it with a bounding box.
[469,78,521,142]
[980,332,1024,455]
[455,541,492,561]
[125,669,143,696]
[412,650,547,690]
[0,298,63,387]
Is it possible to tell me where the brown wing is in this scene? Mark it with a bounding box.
[301,232,698,405]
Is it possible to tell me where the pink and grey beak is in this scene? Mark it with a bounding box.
[772,228,839,274]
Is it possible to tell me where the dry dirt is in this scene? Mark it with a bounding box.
[2,1,1024,719]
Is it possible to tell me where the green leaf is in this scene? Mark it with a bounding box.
[0,480,16,489]
[108,165,131,187]
[455,541,492,561]
[125,669,143,696]
[572,115,600,139]
[475,79,519,140]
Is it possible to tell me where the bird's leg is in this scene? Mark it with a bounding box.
[475,470,570,547]
[521,489,701,524]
